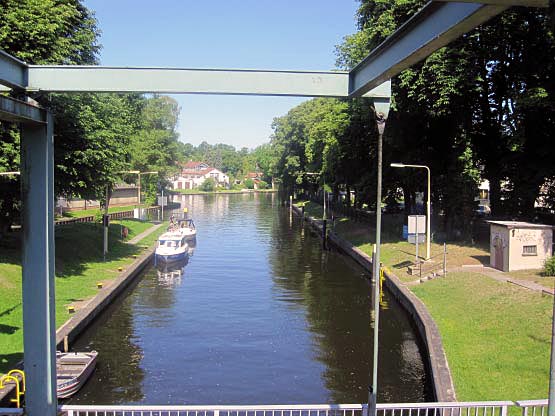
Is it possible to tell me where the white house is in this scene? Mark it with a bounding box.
[172,161,229,190]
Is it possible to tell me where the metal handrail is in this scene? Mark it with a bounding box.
[59,401,515,416]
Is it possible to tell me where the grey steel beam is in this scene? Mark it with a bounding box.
[21,112,57,416]
[26,66,390,98]
[349,1,511,97]
[0,50,27,90]
[437,0,548,6]
[0,96,47,124]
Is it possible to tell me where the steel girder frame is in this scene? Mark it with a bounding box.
[348,0,548,97]
[0,94,57,415]
[0,1,550,415]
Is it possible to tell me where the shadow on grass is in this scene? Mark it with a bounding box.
[0,304,21,319]
[55,222,143,278]
[0,352,23,374]
[0,324,19,335]
[471,255,490,265]
[2,222,145,277]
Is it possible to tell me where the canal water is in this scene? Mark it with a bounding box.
[70,193,431,405]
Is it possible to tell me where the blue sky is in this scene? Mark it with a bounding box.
[83,1,359,149]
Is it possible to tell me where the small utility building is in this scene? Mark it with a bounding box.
[488,221,553,272]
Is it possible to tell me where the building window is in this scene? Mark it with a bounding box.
[522,245,537,256]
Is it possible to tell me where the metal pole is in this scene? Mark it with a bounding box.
[443,243,447,277]
[323,177,327,221]
[426,166,431,260]
[138,172,141,206]
[161,188,164,220]
[369,113,385,416]
[103,186,109,260]
[549,291,555,416]
[415,216,419,264]
[21,113,57,415]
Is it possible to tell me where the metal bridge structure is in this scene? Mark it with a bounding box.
[0,0,549,415]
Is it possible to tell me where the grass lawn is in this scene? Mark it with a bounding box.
[412,272,551,401]
[508,269,555,289]
[58,204,142,219]
[0,218,166,374]
[297,200,490,282]
[297,200,552,401]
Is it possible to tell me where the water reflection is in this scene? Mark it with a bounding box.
[69,282,145,403]
[156,241,196,287]
[69,194,430,405]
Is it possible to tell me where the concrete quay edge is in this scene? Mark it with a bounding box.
[292,204,457,402]
[0,246,154,406]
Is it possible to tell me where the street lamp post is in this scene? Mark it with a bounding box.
[390,163,431,260]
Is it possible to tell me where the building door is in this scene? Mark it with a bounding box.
[495,243,504,270]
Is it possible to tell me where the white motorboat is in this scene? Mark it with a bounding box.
[155,230,190,263]
[177,219,197,240]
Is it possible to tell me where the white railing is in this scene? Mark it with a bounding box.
[59,401,514,416]
[0,409,23,416]
[375,401,512,416]
[516,400,548,416]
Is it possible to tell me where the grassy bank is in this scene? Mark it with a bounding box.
[412,272,551,401]
[297,200,551,401]
[58,204,142,219]
[0,219,167,374]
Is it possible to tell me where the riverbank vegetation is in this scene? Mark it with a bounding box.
[0,219,167,374]
[269,1,555,241]
[298,200,552,401]
[0,1,277,233]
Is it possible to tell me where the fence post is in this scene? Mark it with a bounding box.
[322,219,327,249]
[443,243,447,277]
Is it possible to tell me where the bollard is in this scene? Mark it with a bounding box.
[63,336,69,352]
[118,266,123,272]
[67,305,75,314]
[97,282,103,289]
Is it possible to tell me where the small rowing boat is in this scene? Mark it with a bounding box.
[56,351,98,399]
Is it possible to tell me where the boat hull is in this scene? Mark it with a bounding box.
[155,251,188,263]
[56,351,98,399]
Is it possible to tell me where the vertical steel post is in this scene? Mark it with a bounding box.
[21,113,57,416]
[549,289,555,416]
[369,112,386,416]
[161,188,165,220]
[443,243,447,277]
[426,166,431,260]
[137,172,141,206]
[103,186,109,260]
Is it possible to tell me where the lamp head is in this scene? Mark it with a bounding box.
[390,163,405,168]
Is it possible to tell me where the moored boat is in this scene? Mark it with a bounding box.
[177,218,197,240]
[155,231,190,263]
[56,351,98,399]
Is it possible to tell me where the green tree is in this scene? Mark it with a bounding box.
[0,0,100,230]
[199,178,216,192]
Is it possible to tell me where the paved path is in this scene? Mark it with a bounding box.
[448,265,554,295]
[126,222,165,245]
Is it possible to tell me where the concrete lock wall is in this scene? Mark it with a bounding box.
[292,205,456,402]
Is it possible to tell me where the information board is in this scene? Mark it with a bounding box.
[408,215,426,234]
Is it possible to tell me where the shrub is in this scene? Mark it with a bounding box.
[199,178,216,192]
[244,178,255,189]
[258,180,268,189]
[544,256,555,276]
